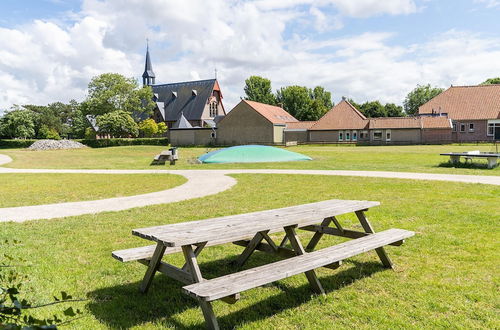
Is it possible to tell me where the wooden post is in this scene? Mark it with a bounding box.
[355,210,393,269]
[182,245,219,330]
[234,231,266,267]
[139,242,166,293]
[306,217,332,251]
[284,225,325,295]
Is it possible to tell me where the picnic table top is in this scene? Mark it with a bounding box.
[440,152,500,158]
[133,199,379,247]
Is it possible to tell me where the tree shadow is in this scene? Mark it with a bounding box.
[87,253,385,329]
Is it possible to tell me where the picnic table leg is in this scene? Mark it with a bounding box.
[306,217,333,251]
[355,210,393,269]
[234,230,268,267]
[139,242,166,293]
[284,225,325,295]
[182,244,219,330]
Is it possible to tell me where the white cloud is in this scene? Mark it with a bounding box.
[0,0,499,117]
[474,0,500,8]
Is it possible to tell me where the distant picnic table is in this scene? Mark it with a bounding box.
[440,151,500,169]
[113,199,414,329]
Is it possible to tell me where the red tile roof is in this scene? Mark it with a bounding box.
[244,100,298,124]
[420,116,452,129]
[310,100,368,130]
[369,116,451,129]
[286,121,317,130]
[418,85,500,120]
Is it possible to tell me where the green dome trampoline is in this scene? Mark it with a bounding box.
[198,145,312,163]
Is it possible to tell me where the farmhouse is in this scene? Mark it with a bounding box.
[217,100,298,145]
[307,99,451,144]
[418,84,500,142]
[142,46,226,128]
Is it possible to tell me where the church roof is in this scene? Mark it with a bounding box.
[142,47,155,79]
[172,112,193,128]
[152,79,218,122]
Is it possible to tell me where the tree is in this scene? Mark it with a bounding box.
[359,101,387,118]
[403,84,444,115]
[276,86,312,120]
[38,125,61,140]
[311,86,333,110]
[480,77,500,85]
[81,73,155,119]
[0,108,36,139]
[138,119,158,137]
[385,103,405,117]
[96,110,139,138]
[244,76,277,105]
[157,122,167,136]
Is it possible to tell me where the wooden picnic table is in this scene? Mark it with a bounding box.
[440,151,500,169]
[113,199,414,329]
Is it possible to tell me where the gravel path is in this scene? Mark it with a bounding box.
[1,154,499,222]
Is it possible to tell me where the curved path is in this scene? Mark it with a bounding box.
[1,154,499,222]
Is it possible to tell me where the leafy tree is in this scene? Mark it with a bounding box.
[81,73,155,119]
[244,76,277,105]
[157,122,167,136]
[276,86,312,120]
[385,103,405,117]
[138,119,158,137]
[359,101,387,118]
[84,127,96,139]
[38,125,61,140]
[480,77,500,85]
[347,98,362,110]
[0,108,36,139]
[403,84,444,115]
[310,86,333,110]
[96,110,139,138]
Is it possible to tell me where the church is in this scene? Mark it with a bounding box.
[142,46,226,128]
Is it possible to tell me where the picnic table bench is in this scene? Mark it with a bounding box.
[151,147,178,165]
[441,151,500,169]
[113,199,414,329]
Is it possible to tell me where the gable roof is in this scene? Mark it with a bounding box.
[368,116,451,129]
[243,100,298,124]
[286,121,317,130]
[310,100,368,130]
[153,79,222,122]
[420,116,452,129]
[172,112,193,128]
[418,85,500,120]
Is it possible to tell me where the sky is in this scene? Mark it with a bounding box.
[0,0,499,115]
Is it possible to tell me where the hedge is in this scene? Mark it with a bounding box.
[0,138,169,149]
[78,138,169,148]
[0,139,37,148]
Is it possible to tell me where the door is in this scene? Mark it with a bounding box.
[495,127,500,140]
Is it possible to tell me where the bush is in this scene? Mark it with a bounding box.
[138,119,158,137]
[79,137,168,148]
[0,139,37,149]
[38,125,61,140]
[84,127,96,139]
[96,110,139,138]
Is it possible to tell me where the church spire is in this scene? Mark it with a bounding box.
[142,39,155,86]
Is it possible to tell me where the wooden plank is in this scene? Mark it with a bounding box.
[183,229,414,302]
[284,225,325,295]
[139,243,166,293]
[355,211,393,269]
[138,259,192,284]
[305,217,332,251]
[301,225,405,247]
[234,231,266,267]
[233,240,296,258]
[112,245,182,262]
[133,199,380,247]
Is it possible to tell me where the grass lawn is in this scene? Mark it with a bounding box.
[1,144,499,175]
[2,174,498,329]
[0,173,186,207]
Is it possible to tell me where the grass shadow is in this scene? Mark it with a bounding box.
[437,161,492,169]
[87,254,385,329]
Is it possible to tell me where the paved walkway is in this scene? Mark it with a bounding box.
[1,154,499,222]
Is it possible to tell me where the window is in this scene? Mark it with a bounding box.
[352,131,358,141]
[488,123,494,136]
[338,131,343,141]
[452,123,457,132]
[386,129,391,141]
[469,123,474,132]
[460,123,466,132]
[209,102,218,117]
[360,130,368,139]
[345,131,350,141]
[373,131,382,140]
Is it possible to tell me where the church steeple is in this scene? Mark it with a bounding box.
[142,40,155,86]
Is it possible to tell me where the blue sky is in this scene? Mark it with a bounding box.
[0,0,499,113]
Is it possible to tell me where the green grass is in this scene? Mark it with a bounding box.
[2,144,499,175]
[2,174,499,329]
[0,173,186,207]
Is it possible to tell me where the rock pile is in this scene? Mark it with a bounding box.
[28,139,87,151]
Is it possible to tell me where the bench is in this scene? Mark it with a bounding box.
[183,228,414,302]
[464,150,481,164]
[151,147,179,165]
[113,199,414,329]
[440,151,500,169]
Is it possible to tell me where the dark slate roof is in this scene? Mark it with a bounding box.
[152,79,216,122]
[172,112,193,128]
[85,115,99,132]
[142,48,155,79]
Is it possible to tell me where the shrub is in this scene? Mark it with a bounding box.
[0,139,37,149]
[157,122,167,136]
[96,110,138,138]
[84,127,96,139]
[38,125,61,140]
[79,137,168,148]
[138,119,158,137]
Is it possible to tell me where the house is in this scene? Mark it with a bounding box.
[308,99,451,144]
[142,46,226,128]
[418,84,500,142]
[216,100,298,145]
[284,121,317,143]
